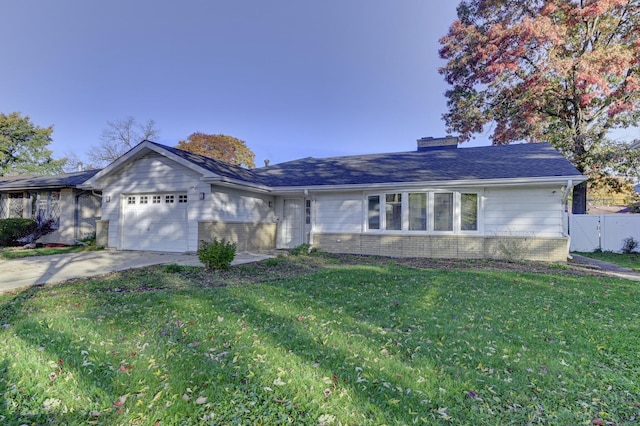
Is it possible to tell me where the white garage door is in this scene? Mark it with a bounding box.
[122,193,188,252]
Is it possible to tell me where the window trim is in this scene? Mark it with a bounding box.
[32,191,61,229]
[365,190,481,234]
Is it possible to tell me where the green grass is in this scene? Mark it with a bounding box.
[0,245,101,260]
[576,251,640,272]
[0,255,638,425]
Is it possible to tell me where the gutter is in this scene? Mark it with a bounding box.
[268,175,588,195]
[201,176,272,193]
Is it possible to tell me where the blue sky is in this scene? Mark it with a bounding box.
[3,1,637,168]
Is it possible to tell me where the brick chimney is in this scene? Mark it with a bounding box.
[417,136,459,151]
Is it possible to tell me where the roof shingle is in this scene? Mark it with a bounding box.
[253,142,582,187]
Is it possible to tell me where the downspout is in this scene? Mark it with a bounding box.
[562,179,574,236]
[562,179,574,259]
[74,191,85,242]
[309,196,316,246]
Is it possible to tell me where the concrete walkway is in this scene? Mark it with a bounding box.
[569,253,640,281]
[0,250,273,293]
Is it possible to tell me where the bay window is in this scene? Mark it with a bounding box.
[461,193,478,231]
[408,193,427,230]
[433,193,453,231]
[385,193,402,230]
[367,195,380,230]
[366,190,479,233]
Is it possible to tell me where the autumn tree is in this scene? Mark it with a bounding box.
[439,0,640,211]
[176,133,256,168]
[0,112,65,176]
[89,116,160,166]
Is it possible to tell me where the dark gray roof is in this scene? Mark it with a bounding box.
[149,142,262,184]
[253,142,583,187]
[4,142,580,192]
[0,169,102,190]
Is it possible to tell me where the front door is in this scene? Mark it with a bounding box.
[280,198,303,248]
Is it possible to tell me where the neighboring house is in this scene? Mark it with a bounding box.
[79,137,586,262]
[0,169,102,245]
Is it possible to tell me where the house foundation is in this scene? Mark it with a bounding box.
[313,233,568,262]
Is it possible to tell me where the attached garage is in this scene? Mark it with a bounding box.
[121,192,189,252]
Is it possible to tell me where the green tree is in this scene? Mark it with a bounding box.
[0,112,64,176]
[439,0,640,210]
[176,133,256,168]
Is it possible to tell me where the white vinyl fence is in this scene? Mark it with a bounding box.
[570,214,640,252]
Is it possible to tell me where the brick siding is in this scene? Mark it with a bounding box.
[314,233,568,262]
[198,221,276,251]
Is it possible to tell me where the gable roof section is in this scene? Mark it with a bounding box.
[152,142,261,184]
[0,169,101,191]
[82,140,265,190]
[254,142,585,188]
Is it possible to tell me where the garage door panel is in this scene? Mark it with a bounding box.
[122,193,188,252]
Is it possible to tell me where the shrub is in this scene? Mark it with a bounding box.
[621,236,639,254]
[265,257,280,267]
[198,238,236,270]
[0,218,36,247]
[163,263,184,273]
[289,243,316,256]
[17,216,56,246]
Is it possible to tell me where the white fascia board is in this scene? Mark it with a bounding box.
[79,141,220,189]
[202,176,272,193]
[268,175,587,195]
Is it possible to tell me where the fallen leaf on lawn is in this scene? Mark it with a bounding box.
[196,396,207,404]
[114,395,127,408]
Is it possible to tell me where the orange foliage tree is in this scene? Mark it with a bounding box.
[439,0,640,208]
[176,133,256,168]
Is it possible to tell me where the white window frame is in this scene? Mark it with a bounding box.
[365,189,482,234]
[33,191,61,228]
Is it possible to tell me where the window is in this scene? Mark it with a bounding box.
[33,191,60,228]
[366,191,479,233]
[4,193,24,218]
[165,195,174,203]
[385,193,402,230]
[305,199,311,224]
[461,193,478,231]
[408,193,427,231]
[434,193,453,231]
[127,196,136,205]
[367,195,380,230]
[140,196,149,204]
[178,194,188,203]
[152,195,161,204]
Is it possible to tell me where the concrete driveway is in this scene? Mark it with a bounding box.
[0,250,272,293]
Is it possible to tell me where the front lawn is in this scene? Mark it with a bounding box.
[0,255,638,425]
[0,245,90,260]
[576,251,640,272]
